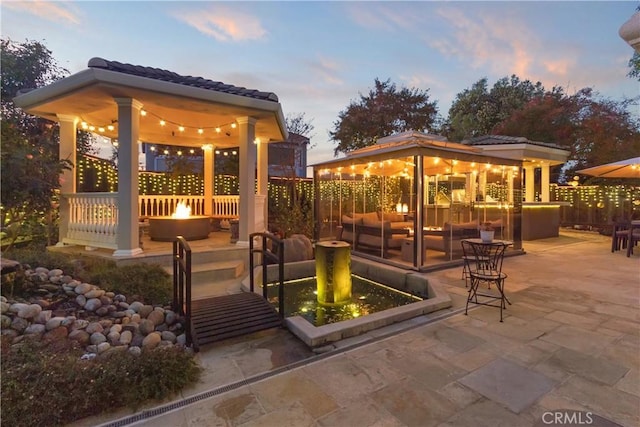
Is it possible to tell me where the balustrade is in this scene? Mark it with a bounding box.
[61,194,240,250]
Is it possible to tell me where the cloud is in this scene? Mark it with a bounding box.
[346,3,423,33]
[173,5,266,41]
[429,8,534,76]
[2,0,81,25]
[428,6,603,92]
[305,55,344,86]
[543,59,570,76]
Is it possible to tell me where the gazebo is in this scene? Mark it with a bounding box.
[13,58,287,256]
[312,131,523,271]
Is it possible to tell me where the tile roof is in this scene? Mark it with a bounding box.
[88,57,279,102]
[463,135,565,150]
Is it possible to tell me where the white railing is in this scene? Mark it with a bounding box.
[64,193,118,249]
[139,195,239,218]
[62,194,240,250]
[139,195,207,217]
[212,195,240,218]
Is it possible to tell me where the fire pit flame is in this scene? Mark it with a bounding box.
[172,202,191,219]
[149,202,209,241]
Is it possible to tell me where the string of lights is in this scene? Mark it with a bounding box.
[78,108,239,139]
[76,155,640,219]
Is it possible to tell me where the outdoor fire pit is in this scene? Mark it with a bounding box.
[147,202,211,241]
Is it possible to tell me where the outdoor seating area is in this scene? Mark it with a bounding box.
[313,131,522,270]
[611,221,631,252]
[612,220,640,257]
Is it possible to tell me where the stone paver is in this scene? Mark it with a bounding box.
[436,399,531,427]
[86,231,639,427]
[539,324,617,355]
[459,358,555,413]
[370,378,458,426]
[544,347,629,386]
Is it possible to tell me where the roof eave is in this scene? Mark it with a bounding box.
[16,68,283,114]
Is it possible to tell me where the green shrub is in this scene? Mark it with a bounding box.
[1,248,198,426]
[1,338,202,427]
[1,247,172,305]
[2,246,117,282]
[90,263,172,305]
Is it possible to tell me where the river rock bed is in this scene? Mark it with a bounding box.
[1,265,189,357]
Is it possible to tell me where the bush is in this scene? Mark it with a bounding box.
[1,247,172,305]
[2,245,116,282]
[90,263,172,305]
[1,247,200,426]
[1,338,202,427]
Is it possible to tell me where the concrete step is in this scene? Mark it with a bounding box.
[190,247,249,264]
[164,259,245,284]
[192,277,244,300]
[141,247,249,268]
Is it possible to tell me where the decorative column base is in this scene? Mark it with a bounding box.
[112,248,144,257]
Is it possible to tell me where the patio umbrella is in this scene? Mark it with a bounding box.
[576,157,640,178]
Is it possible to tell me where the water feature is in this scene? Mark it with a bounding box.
[315,241,352,305]
[266,275,422,326]
[244,254,452,347]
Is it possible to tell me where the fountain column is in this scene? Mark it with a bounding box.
[315,241,352,305]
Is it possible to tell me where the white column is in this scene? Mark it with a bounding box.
[524,165,535,202]
[507,169,514,204]
[540,163,550,203]
[465,172,474,203]
[203,144,214,216]
[113,98,143,256]
[56,115,78,246]
[237,116,257,245]
[256,137,269,231]
[479,170,487,200]
[257,138,268,196]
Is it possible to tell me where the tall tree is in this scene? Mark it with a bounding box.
[285,112,315,140]
[445,75,545,141]
[330,78,438,155]
[494,87,640,182]
[1,38,83,247]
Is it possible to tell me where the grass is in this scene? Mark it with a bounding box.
[0,245,202,427]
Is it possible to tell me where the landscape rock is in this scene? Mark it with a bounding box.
[142,332,161,349]
[1,264,189,357]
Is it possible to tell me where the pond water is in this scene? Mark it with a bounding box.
[266,275,423,326]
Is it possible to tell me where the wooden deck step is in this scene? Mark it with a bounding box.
[191,293,282,346]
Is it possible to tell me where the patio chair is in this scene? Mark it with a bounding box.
[612,221,631,252]
[460,239,475,287]
[464,240,510,322]
[627,224,640,257]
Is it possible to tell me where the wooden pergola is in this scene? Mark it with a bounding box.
[14,58,287,256]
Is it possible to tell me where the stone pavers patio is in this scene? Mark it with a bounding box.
[74,230,638,427]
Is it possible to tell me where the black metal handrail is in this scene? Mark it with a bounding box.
[172,236,198,352]
[249,232,285,319]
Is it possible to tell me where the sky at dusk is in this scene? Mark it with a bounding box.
[2,1,638,174]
